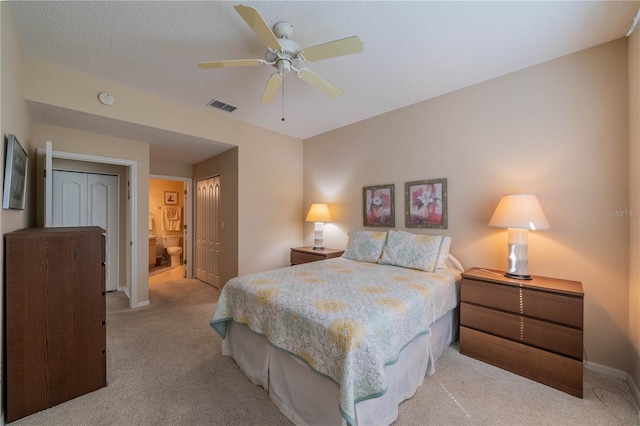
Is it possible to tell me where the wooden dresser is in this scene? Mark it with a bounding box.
[5,227,107,422]
[459,267,584,397]
[290,246,345,265]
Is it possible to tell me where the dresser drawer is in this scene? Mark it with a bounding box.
[460,302,582,359]
[461,278,583,328]
[460,326,583,397]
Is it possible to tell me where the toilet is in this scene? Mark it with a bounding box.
[161,235,182,267]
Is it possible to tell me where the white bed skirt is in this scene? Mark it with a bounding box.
[221,307,459,426]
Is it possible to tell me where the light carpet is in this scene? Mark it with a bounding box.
[11,277,640,425]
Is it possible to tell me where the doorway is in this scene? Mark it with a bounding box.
[39,142,141,309]
[149,176,192,280]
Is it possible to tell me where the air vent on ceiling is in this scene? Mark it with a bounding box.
[208,99,237,112]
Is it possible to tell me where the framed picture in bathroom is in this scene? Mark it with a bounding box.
[164,191,178,205]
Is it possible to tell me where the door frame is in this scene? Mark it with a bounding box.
[149,174,193,278]
[41,143,140,309]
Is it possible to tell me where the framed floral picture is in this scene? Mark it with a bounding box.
[363,184,395,227]
[405,178,447,229]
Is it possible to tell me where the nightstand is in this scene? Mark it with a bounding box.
[459,267,584,397]
[290,246,345,265]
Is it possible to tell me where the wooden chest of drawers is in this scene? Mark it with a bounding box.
[460,267,584,397]
[290,246,345,265]
[6,227,107,422]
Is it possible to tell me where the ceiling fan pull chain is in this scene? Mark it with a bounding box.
[281,75,286,122]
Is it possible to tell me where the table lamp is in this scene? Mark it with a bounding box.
[488,194,550,280]
[305,203,332,250]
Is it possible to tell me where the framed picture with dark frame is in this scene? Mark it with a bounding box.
[164,191,178,205]
[363,184,395,227]
[405,178,447,229]
[3,134,28,210]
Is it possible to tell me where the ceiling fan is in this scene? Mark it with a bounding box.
[197,4,364,104]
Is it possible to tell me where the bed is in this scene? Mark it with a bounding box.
[210,230,464,425]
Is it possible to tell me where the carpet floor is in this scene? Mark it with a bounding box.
[11,277,640,426]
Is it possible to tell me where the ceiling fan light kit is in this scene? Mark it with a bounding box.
[197,4,363,106]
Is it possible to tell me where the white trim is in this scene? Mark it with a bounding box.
[45,142,52,226]
[50,149,141,309]
[134,300,150,308]
[584,360,628,380]
[584,362,640,413]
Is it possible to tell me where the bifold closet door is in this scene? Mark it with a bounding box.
[52,170,119,291]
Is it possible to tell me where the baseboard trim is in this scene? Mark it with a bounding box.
[585,361,640,413]
[584,360,628,380]
[628,374,640,412]
[118,286,149,309]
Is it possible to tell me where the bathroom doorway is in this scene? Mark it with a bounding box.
[149,176,192,280]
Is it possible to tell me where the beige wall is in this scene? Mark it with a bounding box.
[305,39,630,372]
[193,147,239,287]
[629,25,640,397]
[238,140,303,272]
[150,158,193,178]
[1,3,33,232]
[1,4,35,420]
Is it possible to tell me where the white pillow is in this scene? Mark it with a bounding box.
[342,230,388,263]
[379,230,451,273]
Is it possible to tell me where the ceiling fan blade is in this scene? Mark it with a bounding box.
[298,36,364,63]
[261,73,283,104]
[234,5,282,51]
[297,68,342,98]
[197,59,265,69]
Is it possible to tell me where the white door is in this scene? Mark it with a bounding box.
[52,170,119,291]
[196,176,220,288]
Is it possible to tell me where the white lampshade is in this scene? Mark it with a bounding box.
[305,204,332,223]
[489,194,550,230]
[489,194,549,280]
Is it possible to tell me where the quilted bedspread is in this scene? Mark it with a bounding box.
[210,257,460,424]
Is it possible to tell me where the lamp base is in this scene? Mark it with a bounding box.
[312,222,325,252]
[504,272,532,280]
[505,228,533,281]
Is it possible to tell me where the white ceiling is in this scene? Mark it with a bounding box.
[11,1,640,165]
